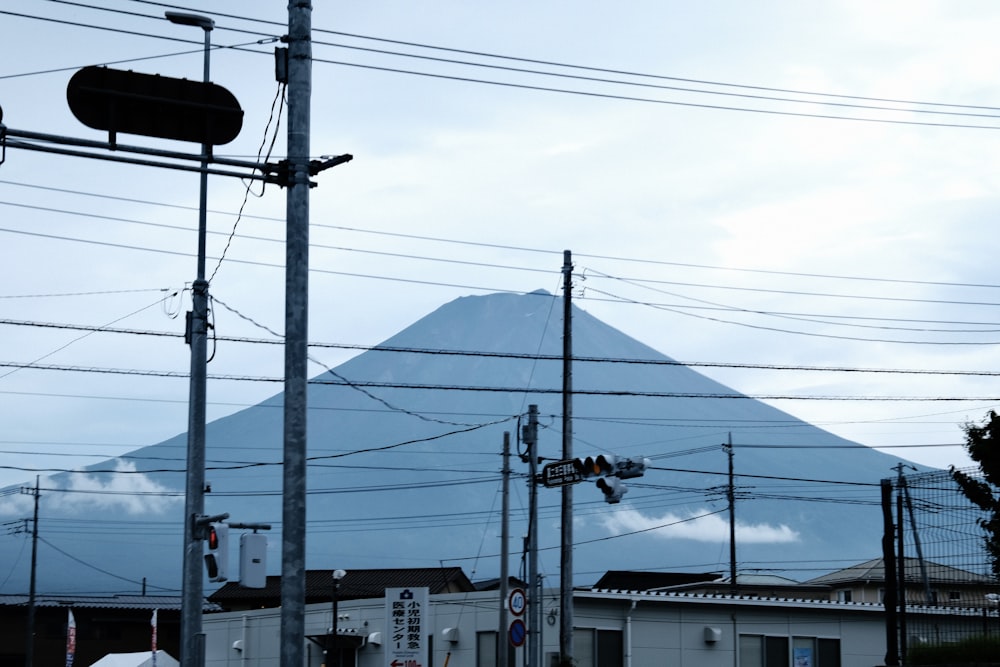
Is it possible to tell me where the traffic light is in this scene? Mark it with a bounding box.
[205,522,229,582]
[572,454,650,503]
[573,454,617,478]
[596,477,628,504]
[610,456,650,479]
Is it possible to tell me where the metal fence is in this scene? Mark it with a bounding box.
[892,467,1000,659]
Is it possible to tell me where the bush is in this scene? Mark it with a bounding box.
[907,633,1000,665]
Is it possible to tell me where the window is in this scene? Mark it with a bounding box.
[741,635,840,667]
[835,589,852,602]
[476,631,515,667]
[572,628,623,667]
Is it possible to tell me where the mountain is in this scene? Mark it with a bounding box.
[0,290,923,594]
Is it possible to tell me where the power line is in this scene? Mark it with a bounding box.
[7,317,1000,377]
[7,5,1000,130]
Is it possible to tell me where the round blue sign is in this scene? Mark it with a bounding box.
[509,618,527,647]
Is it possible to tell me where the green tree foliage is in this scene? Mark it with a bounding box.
[950,410,1000,578]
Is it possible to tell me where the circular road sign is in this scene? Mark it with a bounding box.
[509,618,527,648]
[508,588,527,616]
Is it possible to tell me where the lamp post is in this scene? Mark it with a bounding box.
[165,11,214,667]
[327,569,347,667]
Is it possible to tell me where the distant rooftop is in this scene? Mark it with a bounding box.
[806,558,993,586]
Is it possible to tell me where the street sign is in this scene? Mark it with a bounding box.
[385,587,428,667]
[67,65,243,145]
[508,588,526,616]
[509,618,527,648]
[541,459,582,487]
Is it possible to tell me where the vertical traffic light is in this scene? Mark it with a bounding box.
[204,522,229,582]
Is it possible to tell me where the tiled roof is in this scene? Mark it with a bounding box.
[209,567,475,603]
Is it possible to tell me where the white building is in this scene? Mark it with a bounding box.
[204,586,895,667]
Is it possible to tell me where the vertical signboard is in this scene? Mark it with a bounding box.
[385,587,430,667]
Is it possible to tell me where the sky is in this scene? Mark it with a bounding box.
[2,0,1000,504]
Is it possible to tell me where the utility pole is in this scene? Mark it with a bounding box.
[523,405,540,667]
[559,250,574,667]
[724,434,736,594]
[499,432,510,667]
[280,3,313,667]
[22,477,39,667]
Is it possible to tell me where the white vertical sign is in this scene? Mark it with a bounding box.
[385,587,429,667]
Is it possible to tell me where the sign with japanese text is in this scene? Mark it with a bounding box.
[385,587,429,667]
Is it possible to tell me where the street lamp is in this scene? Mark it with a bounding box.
[328,569,347,667]
[165,11,214,667]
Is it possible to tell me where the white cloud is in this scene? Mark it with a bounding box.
[597,507,799,544]
[46,461,182,516]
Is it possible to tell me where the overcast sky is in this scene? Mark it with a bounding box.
[2,0,1000,497]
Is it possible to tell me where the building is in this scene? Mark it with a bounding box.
[0,593,200,667]
[805,557,999,606]
[203,580,892,667]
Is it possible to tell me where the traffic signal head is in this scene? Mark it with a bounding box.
[574,454,617,478]
[204,522,229,582]
[611,456,650,480]
[596,477,628,504]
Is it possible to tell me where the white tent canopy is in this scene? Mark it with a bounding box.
[89,651,179,667]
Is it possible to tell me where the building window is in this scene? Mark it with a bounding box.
[836,589,852,602]
[741,635,840,667]
[476,631,515,667]
[572,628,623,667]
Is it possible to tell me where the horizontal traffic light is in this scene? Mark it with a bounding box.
[572,455,649,479]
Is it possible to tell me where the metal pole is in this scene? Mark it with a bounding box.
[331,574,340,667]
[499,432,510,667]
[725,434,736,594]
[559,251,574,667]
[525,406,540,667]
[23,477,39,667]
[281,3,313,667]
[169,14,213,667]
[880,479,899,666]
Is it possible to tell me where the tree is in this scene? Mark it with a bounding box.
[950,410,1000,578]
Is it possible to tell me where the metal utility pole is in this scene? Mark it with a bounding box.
[559,250,574,666]
[281,3,313,667]
[22,477,39,667]
[880,478,900,666]
[164,11,215,667]
[499,432,511,667]
[724,434,736,594]
[895,467,908,664]
[523,405,541,667]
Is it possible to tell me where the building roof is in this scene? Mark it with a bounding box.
[209,567,476,606]
[0,594,218,611]
[805,557,994,586]
[590,570,721,591]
